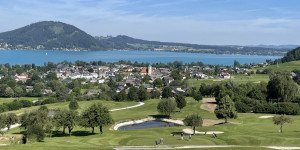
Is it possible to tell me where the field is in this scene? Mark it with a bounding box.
[188,74,269,89]
[1,97,300,150]
[255,61,300,72]
[0,97,39,105]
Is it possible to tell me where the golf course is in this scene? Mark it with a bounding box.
[1,96,300,150]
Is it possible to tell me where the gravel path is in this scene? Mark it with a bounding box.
[109,102,145,112]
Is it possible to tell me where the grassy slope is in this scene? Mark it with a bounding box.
[0,97,39,105]
[256,61,300,72]
[4,100,138,116]
[188,74,269,89]
[1,98,300,150]
[188,61,300,89]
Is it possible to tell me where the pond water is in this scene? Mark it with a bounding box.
[118,120,181,130]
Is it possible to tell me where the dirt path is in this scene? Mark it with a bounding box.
[200,98,217,113]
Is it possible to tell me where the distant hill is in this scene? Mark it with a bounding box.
[101,35,289,55]
[0,21,107,50]
[0,21,292,55]
[249,45,299,49]
[279,46,300,63]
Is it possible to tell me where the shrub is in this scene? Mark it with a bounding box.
[235,101,251,113]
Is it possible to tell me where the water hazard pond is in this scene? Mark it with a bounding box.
[118,120,181,130]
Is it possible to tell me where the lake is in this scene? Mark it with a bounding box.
[0,50,281,65]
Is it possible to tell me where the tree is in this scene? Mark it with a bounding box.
[127,87,139,101]
[175,94,186,112]
[65,110,78,136]
[153,78,164,87]
[183,114,203,135]
[234,60,240,68]
[4,87,14,97]
[69,100,79,110]
[80,103,113,134]
[193,92,203,103]
[162,86,172,98]
[138,86,148,101]
[14,86,24,97]
[267,71,298,102]
[170,70,183,80]
[3,113,18,133]
[150,90,161,99]
[157,99,177,117]
[116,89,127,101]
[214,95,237,123]
[273,115,293,133]
[53,109,68,134]
[20,106,49,142]
[0,115,6,136]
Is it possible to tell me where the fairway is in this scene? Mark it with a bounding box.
[1,98,300,150]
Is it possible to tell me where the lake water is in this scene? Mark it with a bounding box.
[0,50,281,65]
[118,120,180,130]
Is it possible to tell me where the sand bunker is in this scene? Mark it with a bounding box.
[183,128,224,135]
[258,116,274,119]
[200,98,217,113]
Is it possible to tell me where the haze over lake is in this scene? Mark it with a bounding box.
[0,50,280,65]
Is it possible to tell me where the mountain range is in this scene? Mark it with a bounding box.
[0,21,294,55]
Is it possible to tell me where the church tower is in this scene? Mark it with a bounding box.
[148,65,152,75]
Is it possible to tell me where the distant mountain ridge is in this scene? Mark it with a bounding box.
[0,21,293,55]
[0,21,106,50]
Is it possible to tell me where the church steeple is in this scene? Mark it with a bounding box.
[148,65,152,75]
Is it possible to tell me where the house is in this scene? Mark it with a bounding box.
[16,73,30,82]
[26,86,34,91]
[42,89,53,95]
[220,72,231,79]
[163,76,174,84]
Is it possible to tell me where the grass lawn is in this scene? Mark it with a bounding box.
[255,61,300,72]
[188,74,269,89]
[1,98,300,150]
[0,97,40,105]
[4,99,139,116]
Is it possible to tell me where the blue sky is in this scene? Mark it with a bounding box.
[0,0,300,45]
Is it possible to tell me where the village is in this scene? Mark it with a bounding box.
[0,60,271,99]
